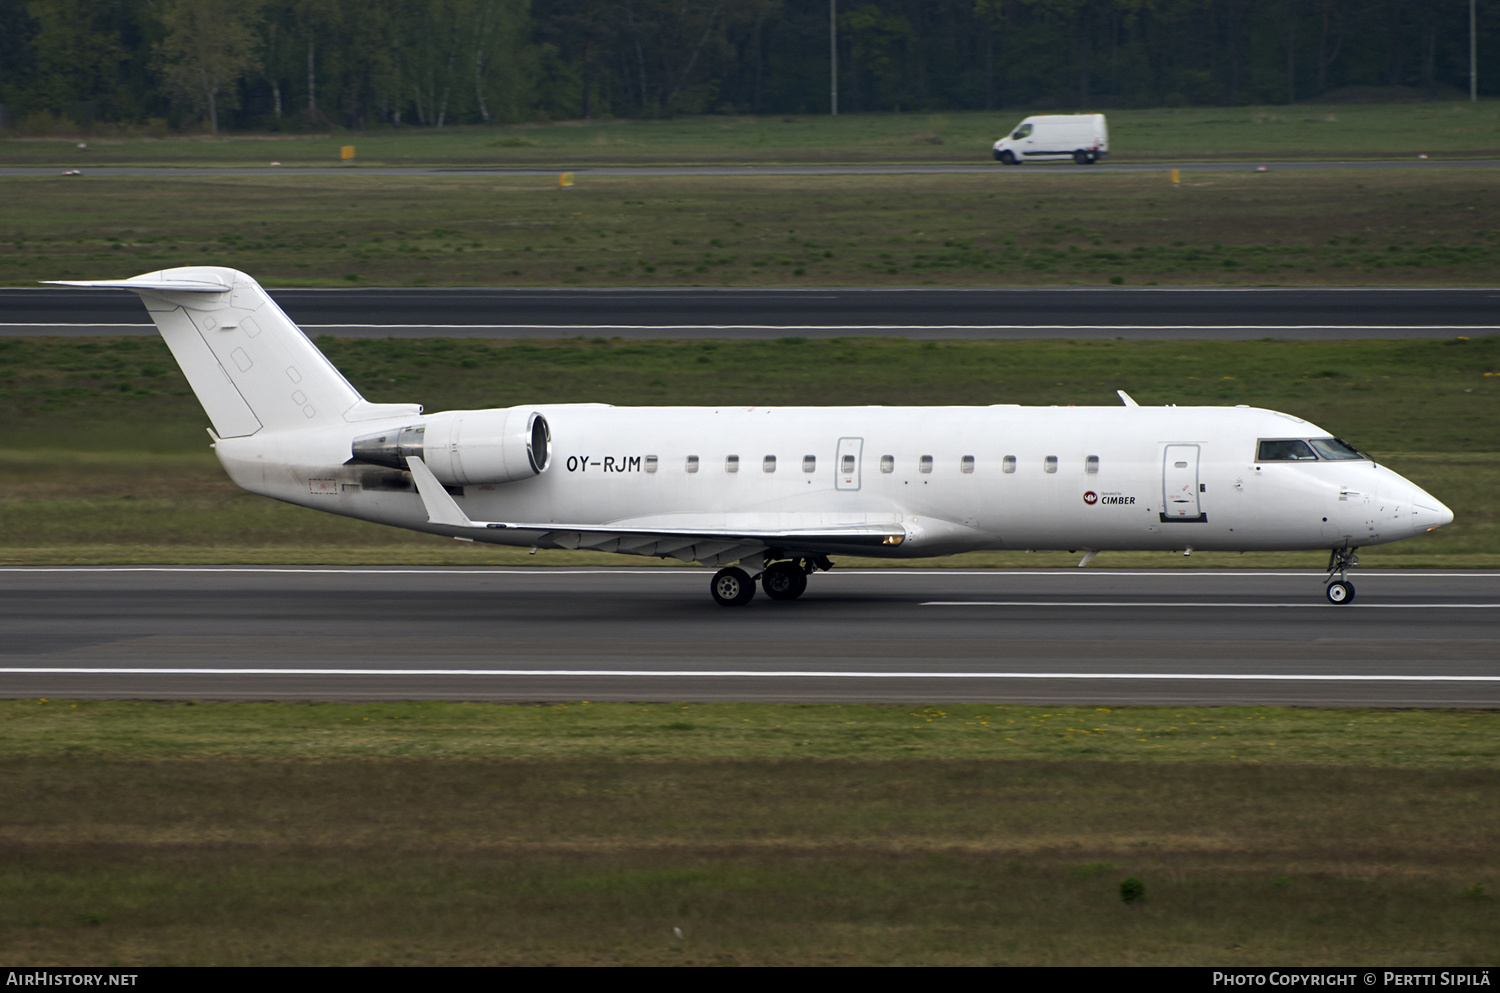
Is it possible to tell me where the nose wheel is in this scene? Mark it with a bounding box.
[1324,547,1359,605]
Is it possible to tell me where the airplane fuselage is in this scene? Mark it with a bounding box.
[215,403,1448,558]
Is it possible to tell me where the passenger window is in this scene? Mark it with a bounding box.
[802,455,816,473]
[1013,123,1032,139]
[686,455,699,473]
[1044,456,1057,473]
[1002,456,1016,474]
[1085,455,1099,474]
[645,455,659,473]
[841,454,856,474]
[919,455,933,474]
[763,455,776,473]
[726,455,740,473]
[879,455,894,473]
[960,455,975,474]
[1257,439,1317,462]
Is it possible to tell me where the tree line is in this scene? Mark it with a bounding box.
[1,0,1492,134]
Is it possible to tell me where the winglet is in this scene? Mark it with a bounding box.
[1117,390,1139,407]
[406,455,476,528]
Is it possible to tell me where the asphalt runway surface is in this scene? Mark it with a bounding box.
[3,567,1497,707]
[5,286,1498,340]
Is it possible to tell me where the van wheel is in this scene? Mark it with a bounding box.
[999,151,1016,165]
[1073,150,1095,165]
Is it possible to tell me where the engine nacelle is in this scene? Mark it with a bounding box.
[351,408,551,485]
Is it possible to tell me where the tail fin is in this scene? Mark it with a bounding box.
[48,267,415,438]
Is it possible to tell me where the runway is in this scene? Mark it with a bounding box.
[3,567,1497,707]
[4,286,1498,340]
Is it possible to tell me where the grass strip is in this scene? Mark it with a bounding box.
[5,700,1499,767]
[8,336,1497,453]
[7,170,1500,288]
[6,104,1500,167]
[1,702,1496,965]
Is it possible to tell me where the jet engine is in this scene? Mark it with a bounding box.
[351,408,551,485]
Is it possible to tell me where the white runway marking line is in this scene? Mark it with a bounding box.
[8,323,1497,332]
[3,668,1497,682]
[922,601,1500,608]
[300,323,1500,332]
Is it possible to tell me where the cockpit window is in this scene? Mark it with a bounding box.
[1308,438,1366,461]
[1257,439,1317,462]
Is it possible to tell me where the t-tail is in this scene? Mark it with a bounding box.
[48,266,419,438]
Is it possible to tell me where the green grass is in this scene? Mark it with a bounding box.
[6,700,1497,767]
[6,103,1500,167]
[8,336,1497,452]
[6,169,1500,288]
[2,336,1493,565]
[1,702,1497,965]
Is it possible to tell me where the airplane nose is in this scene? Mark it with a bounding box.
[1411,485,1454,533]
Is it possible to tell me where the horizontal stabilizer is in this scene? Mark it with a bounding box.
[46,276,233,293]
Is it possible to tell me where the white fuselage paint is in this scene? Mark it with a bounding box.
[215,403,1449,559]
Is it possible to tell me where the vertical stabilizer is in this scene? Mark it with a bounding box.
[48,267,365,438]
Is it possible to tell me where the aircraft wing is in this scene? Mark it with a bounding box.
[406,456,905,565]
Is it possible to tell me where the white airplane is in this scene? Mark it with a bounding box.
[52,267,1454,606]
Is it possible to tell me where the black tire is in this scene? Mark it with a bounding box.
[762,562,808,601]
[1325,581,1355,605]
[999,150,1016,165]
[711,567,756,606]
[1074,150,1094,165]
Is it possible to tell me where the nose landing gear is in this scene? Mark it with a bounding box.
[1325,547,1359,605]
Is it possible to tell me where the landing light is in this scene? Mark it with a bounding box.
[882,535,904,545]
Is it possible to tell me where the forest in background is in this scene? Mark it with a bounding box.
[0,0,1495,135]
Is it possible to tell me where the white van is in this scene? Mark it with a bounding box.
[992,114,1108,165]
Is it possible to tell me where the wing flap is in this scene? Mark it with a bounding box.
[405,456,906,564]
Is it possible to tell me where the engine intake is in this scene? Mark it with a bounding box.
[351,408,550,485]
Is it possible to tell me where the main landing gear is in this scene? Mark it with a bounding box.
[1325,546,1360,605]
[710,556,831,607]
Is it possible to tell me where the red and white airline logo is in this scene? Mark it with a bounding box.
[1083,491,1098,505]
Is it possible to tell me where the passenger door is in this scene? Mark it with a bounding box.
[1162,444,1206,522]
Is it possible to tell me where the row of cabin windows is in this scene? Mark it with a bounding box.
[643,454,1103,475]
